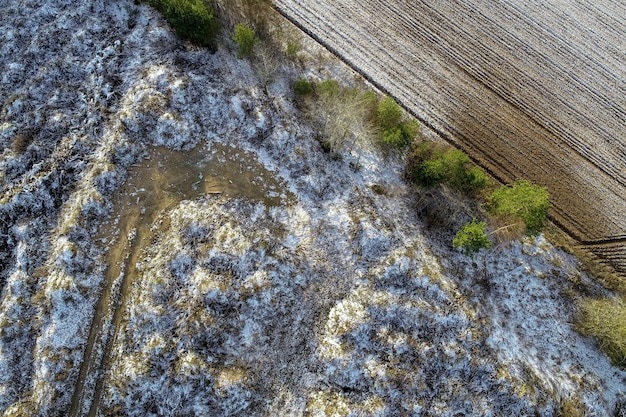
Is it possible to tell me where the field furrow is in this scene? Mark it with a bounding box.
[273,0,626,263]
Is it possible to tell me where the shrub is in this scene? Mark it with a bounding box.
[362,91,379,123]
[380,126,403,146]
[576,297,626,367]
[233,23,257,58]
[414,157,447,187]
[377,96,402,129]
[375,97,419,150]
[453,220,491,255]
[293,77,313,96]
[144,0,219,49]
[443,150,490,194]
[407,142,489,194]
[489,179,550,235]
[461,166,490,194]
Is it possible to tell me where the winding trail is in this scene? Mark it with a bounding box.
[272,0,626,273]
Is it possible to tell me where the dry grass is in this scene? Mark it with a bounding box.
[576,297,626,368]
[12,133,33,154]
[487,214,525,248]
[557,396,586,417]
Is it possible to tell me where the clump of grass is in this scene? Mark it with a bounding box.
[296,78,380,157]
[144,0,219,49]
[286,39,300,61]
[558,397,586,417]
[576,297,626,367]
[370,184,386,195]
[12,133,33,154]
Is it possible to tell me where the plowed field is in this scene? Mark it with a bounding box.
[273,0,626,273]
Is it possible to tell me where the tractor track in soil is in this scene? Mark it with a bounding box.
[272,0,626,274]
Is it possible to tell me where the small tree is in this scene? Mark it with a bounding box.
[233,23,257,58]
[453,220,492,255]
[489,179,550,235]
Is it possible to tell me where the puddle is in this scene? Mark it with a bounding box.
[68,142,292,417]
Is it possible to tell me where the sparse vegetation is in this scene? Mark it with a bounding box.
[297,78,379,156]
[143,0,219,49]
[407,143,550,251]
[286,39,300,61]
[576,297,626,367]
[233,23,257,58]
[2,1,624,415]
[453,220,491,255]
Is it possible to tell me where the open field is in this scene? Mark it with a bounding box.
[272,0,626,273]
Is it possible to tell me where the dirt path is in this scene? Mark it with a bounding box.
[66,144,291,416]
[273,0,626,272]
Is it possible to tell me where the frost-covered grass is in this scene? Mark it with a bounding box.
[0,0,625,416]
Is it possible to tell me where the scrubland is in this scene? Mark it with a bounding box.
[0,1,624,416]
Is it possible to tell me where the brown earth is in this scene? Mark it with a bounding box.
[272,0,626,274]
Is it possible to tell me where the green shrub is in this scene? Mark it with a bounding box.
[376,97,419,150]
[576,297,626,367]
[461,166,490,194]
[453,220,491,255]
[489,179,550,235]
[144,0,219,49]
[380,126,403,146]
[293,77,313,96]
[381,125,415,149]
[407,142,489,194]
[400,119,420,142]
[377,96,403,129]
[233,23,257,58]
[414,157,447,186]
[442,149,470,184]
[443,150,490,194]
